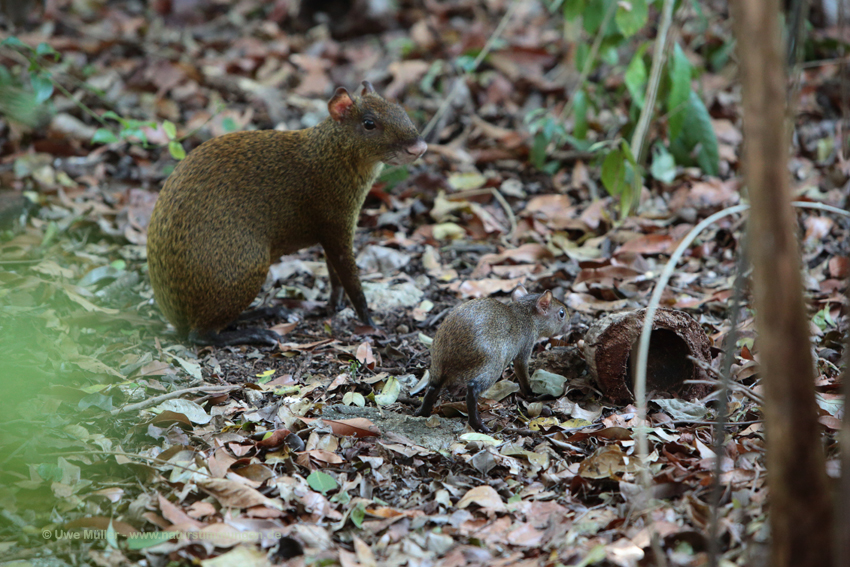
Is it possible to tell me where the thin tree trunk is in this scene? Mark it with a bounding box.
[729,2,833,566]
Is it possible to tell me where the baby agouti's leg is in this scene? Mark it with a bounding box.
[465,384,490,433]
[414,384,441,417]
[513,352,533,397]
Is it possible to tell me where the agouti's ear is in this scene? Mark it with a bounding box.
[329,88,354,121]
[361,80,375,96]
[536,290,553,313]
[511,285,528,301]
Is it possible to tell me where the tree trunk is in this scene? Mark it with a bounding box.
[730,2,833,566]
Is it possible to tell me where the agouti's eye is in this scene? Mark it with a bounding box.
[362,118,376,130]
[558,308,565,319]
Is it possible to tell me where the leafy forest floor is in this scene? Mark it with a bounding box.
[0,1,847,566]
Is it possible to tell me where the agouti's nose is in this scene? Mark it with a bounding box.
[405,139,427,159]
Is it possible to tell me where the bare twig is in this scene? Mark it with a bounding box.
[111,385,239,416]
[421,0,521,141]
[557,0,618,123]
[629,0,676,168]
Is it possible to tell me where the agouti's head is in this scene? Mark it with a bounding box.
[327,81,427,166]
[512,285,570,339]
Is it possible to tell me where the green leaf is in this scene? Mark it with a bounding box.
[563,0,586,20]
[36,42,58,58]
[456,54,477,73]
[168,140,186,160]
[625,51,647,108]
[575,42,590,74]
[101,110,129,127]
[127,531,176,550]
[670,91,720,177]
[306,470,338,494]
[1,37,28,49]
[667,43,692,140]
[374,376,401,406]
[601,149,628,197]
[615,0,648,38]
[378,166,409,189]
[162,120,177,140]
[222,117,238,132]
[31,73,53,104]
[531,131,548,170]
[573,89,588,140]
[342,391,366,407]
[122,127,148,144]
[92,129,119,144]
[105,521,118,549]
[583,0,612,34]
[650,144,676,183]
[350,502,366,528]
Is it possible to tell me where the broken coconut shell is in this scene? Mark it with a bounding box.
[583,308,712,404]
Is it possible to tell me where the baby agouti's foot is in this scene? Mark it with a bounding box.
[468,417,492,433]
[188,328,282,347]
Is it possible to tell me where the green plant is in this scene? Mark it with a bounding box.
[529,0,721,216]
[0,36,188,160]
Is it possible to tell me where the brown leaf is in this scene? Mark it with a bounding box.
[577,445,639,479]
[355,342,377,370]
[828,256,849,278]
[300,417,381,438]
[198,478,284,510]
[158,494,205,529]
[456,485,506,513]
[614,233,676,255]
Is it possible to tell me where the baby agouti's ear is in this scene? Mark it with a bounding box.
[512,285,529,301]
[329,88,355,121]
[536,290,553,313]
[361,80,375,96]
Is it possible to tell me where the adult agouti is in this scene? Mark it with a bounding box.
[147,81,426,346]
[414,286,569,432]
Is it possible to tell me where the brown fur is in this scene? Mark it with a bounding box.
[147,84,425,345]
[414,288,569,432]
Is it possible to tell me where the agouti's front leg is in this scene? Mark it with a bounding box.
[513,354,533,398]
[322,237,375,327]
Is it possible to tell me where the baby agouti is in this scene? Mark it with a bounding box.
[415,286,569,432]
[147,81,426,346]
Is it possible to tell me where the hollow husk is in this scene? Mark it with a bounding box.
[583,307,712,404]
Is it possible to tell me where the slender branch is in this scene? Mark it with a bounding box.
[557,0,618,123]
[629,0,675,170]
[421,0,521,140]
[111,385,238,416]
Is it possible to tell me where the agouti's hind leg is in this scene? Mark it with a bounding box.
[465,385,490,433]
[414,385,441,417]
[189,328,281,347]
[237,306,290,323]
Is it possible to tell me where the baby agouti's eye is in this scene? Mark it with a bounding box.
[558,308,565,319]
[362,118,376,130]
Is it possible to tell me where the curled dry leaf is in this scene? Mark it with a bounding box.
[578,445,640,480]
[198,478,284,511]
[456,485,507,513]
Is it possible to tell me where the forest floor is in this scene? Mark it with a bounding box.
[0,1,847,567]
